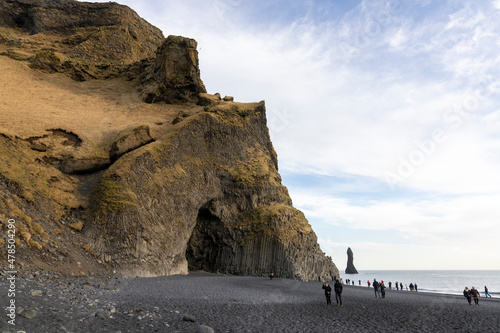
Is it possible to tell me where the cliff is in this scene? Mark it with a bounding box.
[0,0,338,280]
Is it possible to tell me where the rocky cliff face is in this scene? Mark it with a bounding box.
[345,247,358,274]
[86,102,336,279]
[0,0,338,280]
[0,0,164,80]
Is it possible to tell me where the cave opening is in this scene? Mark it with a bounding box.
[186,204,232,272]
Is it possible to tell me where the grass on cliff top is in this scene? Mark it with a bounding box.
[0,56,203,157]
[0,135,81,210]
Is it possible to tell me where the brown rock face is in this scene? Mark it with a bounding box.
[0,0,164,79]
[0,0,339,281]
[86,102,338,280]
[140,35,207,103]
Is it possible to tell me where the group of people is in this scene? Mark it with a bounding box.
[371,279,387,298]
[323,277,493,307]
[367,280,417,291]
[322,277,343,306]
[463,286,492,305]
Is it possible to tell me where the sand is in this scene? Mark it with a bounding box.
[1,271,499,333]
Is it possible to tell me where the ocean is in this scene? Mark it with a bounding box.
[341,270,500,297]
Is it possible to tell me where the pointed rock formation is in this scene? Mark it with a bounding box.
[140,35,207,103]
[345,247,358,274]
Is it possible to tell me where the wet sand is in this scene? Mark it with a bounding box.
[1,271,499,332]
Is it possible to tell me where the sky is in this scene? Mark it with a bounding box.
[79,0,500,270]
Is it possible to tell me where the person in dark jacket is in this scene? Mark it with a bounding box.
[322,283,332,306]
[463,287,472,305]
[373,279,381,298]
[380,282,386,298]
[334,279,343,306]
[484,286,491,298]
[471,287,480,305]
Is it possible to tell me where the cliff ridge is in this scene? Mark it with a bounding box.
[0,0,338,280]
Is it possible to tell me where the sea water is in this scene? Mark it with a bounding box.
[341,270,500,297]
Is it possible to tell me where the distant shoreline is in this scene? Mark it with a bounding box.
[340,283,500,300]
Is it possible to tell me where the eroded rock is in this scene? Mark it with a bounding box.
[109,124,154,161]
[345,247,358,274]
[140,35,207,103]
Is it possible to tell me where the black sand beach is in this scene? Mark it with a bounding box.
[1,271,499,333]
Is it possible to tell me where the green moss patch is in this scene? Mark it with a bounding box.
[91,174,138,222]
[239,204,312,242]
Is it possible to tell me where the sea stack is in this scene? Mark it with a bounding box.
[345,247,358,274]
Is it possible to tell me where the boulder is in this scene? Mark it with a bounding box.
[197,325,215,333]
[109,124,154,161]
[197,93,222,106]
[172,111,190,125]
[183,315,197,322]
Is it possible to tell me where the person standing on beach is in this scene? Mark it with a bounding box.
[400,282,403,290]
[414,283,418,292]
[373,279,381,298]
[395,281,399,291]
[409,283,414,291]
[380,282,386,298]
[463,287,472,305]
[367,280,371,287]
[334,278,343,306]
[484,286,491,298]
[471,287,480,305]
[322,283,332,306]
